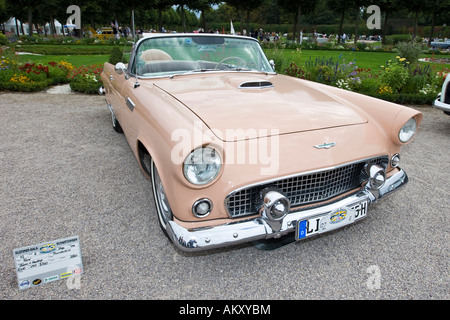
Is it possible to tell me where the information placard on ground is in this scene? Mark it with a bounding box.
[13,236,83,290]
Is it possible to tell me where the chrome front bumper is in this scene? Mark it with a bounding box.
[166,168,408,252]
[433,97,450,113]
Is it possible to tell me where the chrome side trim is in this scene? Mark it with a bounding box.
[126,97,136,111]
[166,167,408,252]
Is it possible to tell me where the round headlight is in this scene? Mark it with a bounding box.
[183,147,222,185]
[399,118,417,143]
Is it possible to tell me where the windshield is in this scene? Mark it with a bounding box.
[133,35,274,77]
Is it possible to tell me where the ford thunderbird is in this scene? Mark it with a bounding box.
[100,34,422,251]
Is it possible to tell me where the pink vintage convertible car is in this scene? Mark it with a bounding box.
[100,33,422,251]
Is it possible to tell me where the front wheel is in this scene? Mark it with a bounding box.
[150,159,173,236]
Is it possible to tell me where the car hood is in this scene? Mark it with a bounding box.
[153,73,368,142]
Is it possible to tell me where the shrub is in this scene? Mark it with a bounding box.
[379,58,410,93]
[270,48,302,74]
[0,33,7,45]
[358,76,381,95]
[385,34,411,45]
[303,56,343,85]
[108,46,125,65]
[19,63,49,82]
[0,72,51,92]
[0,56,16,75]
[0,49,102,93]
[68,64,103,94]
[47,61,72,85]
[367,92,436,104]
[285,62,311,80]
[396,42,423,65]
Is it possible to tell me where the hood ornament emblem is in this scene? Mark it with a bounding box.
[314,142,336,149]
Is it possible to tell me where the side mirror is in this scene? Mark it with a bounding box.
[269,59,275,72]
[115,62,127,75]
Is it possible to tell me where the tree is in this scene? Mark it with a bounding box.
[377,0,401,45]
[397,0,427,39]
[154,0,176,32]
[38,0,63,35]
[226,0,262,35]
[278,0,316,43]
[189,0,218,32]
[327,0,350,44]
[351,0,371,44]
[6,0,28,35]
[423,0,450,45]
[0,0,8,34]
[172,1,200,32]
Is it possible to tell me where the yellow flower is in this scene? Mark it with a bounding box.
[399,58,406,62]
[58,60,74,71]
[10,74,34,84]
[396,56,400,59]
[378,86,393,94]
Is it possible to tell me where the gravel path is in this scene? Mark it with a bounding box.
[0,90,448,301]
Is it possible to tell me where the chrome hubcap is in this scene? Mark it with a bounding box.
[153,164,172,225]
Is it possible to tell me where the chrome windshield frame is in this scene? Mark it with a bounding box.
[128,33,275,79]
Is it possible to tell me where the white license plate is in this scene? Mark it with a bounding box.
[296,201,368,240]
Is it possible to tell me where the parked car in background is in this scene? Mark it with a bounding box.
[100,33,422,252]
[433,73,450,116]
[91,27,115,40]
[431,39,450,50]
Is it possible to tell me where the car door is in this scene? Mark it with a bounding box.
[117,75,140,149]
[103,63,128,131]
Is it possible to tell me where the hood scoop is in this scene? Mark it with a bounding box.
[239,80,274,89]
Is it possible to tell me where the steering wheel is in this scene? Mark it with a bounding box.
[214,56,247,70]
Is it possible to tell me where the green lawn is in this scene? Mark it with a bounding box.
[16,54,110,67]
[297,50,396,70]
[264,48,450,73]
[14,43,130,67]
[18,44,121,55]
[14,46,450,72]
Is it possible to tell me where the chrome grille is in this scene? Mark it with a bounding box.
[225,157,388,218]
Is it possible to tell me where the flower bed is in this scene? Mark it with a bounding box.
[68,64,103,94]
[283,54,448,104]
[0,48,103,94]
[1,43,448,104]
